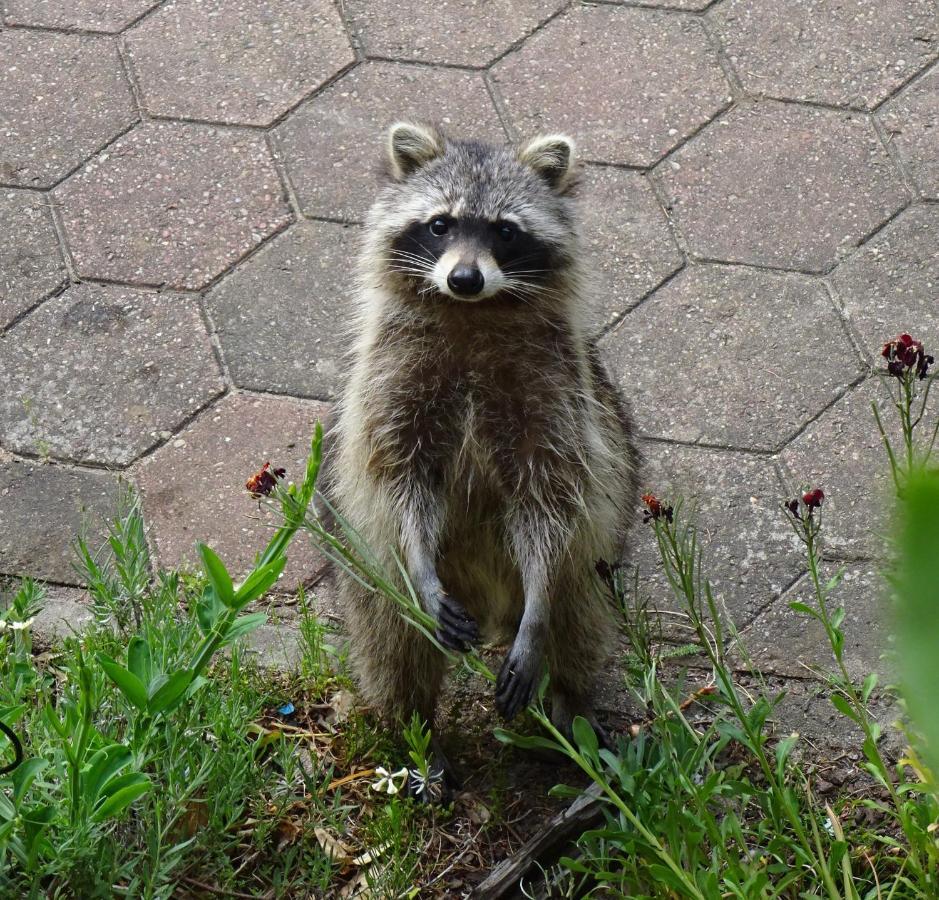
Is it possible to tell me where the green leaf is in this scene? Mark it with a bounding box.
[198,543,235,608]
[824,568,846,592]
[91,774,150,822]
[97,654,149,712]
[895,470,939,777]
[148,671,193,715]
[571,716,599,762]
[788,601,820,620]
[775,732,799,778]
[219,612,267,647]
[127,636,152,685]
[862,672,878,703]
[196,585,225,635]
[830,693,860,724]
[11,758,45,805]
[84,744,131,804]
[235,556,287,606]
[492,728,562,754]
[831,606,846,630]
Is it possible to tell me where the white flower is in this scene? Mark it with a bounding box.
[9,618,34,631]
[371,766,408,795]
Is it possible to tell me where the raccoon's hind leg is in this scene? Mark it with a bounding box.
[342,576,461,796]
[545,567,617,748]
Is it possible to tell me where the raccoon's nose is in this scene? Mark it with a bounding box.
[447,265,485,297]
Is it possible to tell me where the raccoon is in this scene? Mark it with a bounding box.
[324,122,639,765]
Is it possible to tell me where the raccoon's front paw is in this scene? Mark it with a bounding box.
[495,644,542,721]
[434,594,479,652]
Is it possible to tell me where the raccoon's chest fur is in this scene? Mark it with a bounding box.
[358,312,592,637]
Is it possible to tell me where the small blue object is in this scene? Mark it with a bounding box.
[278,702,295,716]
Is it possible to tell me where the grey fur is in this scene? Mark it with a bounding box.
[323,123,639,741]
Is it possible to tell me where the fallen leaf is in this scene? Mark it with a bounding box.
[314,827,353,865]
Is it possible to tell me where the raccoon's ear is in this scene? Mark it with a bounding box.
[518,134,576,192]
[386,121,445,181]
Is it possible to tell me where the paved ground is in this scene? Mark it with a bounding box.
[1,1,937,739]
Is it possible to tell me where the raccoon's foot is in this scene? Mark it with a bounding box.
[551,693,614,752]
[404,736,459,805]
[495,642,543,721]
[434,593,480,652]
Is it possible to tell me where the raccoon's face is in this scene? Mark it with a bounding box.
[370,123,579,304]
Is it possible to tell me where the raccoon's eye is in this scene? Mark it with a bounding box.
[428,217,449,237]
[497,222,517,242]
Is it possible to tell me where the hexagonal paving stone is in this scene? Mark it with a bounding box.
[490,4,731,167]
[135,393,330,587]
[625,442,804,629]
[0,453,123,584]
[342,0,564,68]
[741,564,891,683]
[879,64,939,198]
[0,30,136,188]
[832,205,939,359]
[274,61,505,221]
[55,122,290,290]
[0,190,66,330]
[602,265,861,451]
[780,378,922,558]
[659,101,909,272]
[206,221,359,400]
[125,0,353,127]
[0,284,224,466]
[3,0,160,32]
[30,586,95,645]
[710,0,938,109]
[579,167,682,332]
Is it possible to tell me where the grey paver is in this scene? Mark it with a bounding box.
[780,378,922,558]
[134,393,330,587]
[639,0,713,8]
[207,221,359,400]
[342,0,565,68]
[0,30,136,188]
[741,564,892,683]
[659,101,909,272]
[710,0,938,109]
[274,61,504,221]
[54,122,290,290]
[0,190,67,331]
[125,0,354,127]
[626,442,804,629]
[30,586,95,645]
[879,64,939,199]
[0,284,224,466]
[3,0,161,31]
[490,4,731,167]
[833,205,939,359]
[579,167,683,332]
[0,453,124,584]
[602,265,861,450]
[761,675,901,755]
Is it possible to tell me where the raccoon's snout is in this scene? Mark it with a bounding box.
[447,265,484,297]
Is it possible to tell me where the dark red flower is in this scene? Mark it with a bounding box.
[785,498,801,519]
[246,462,286,498]
[642,493,674,524]
[882,333,934,380]
[802,488,824,509]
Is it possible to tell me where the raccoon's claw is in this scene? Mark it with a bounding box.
[495,647,540,721]
[434,594,479,652]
